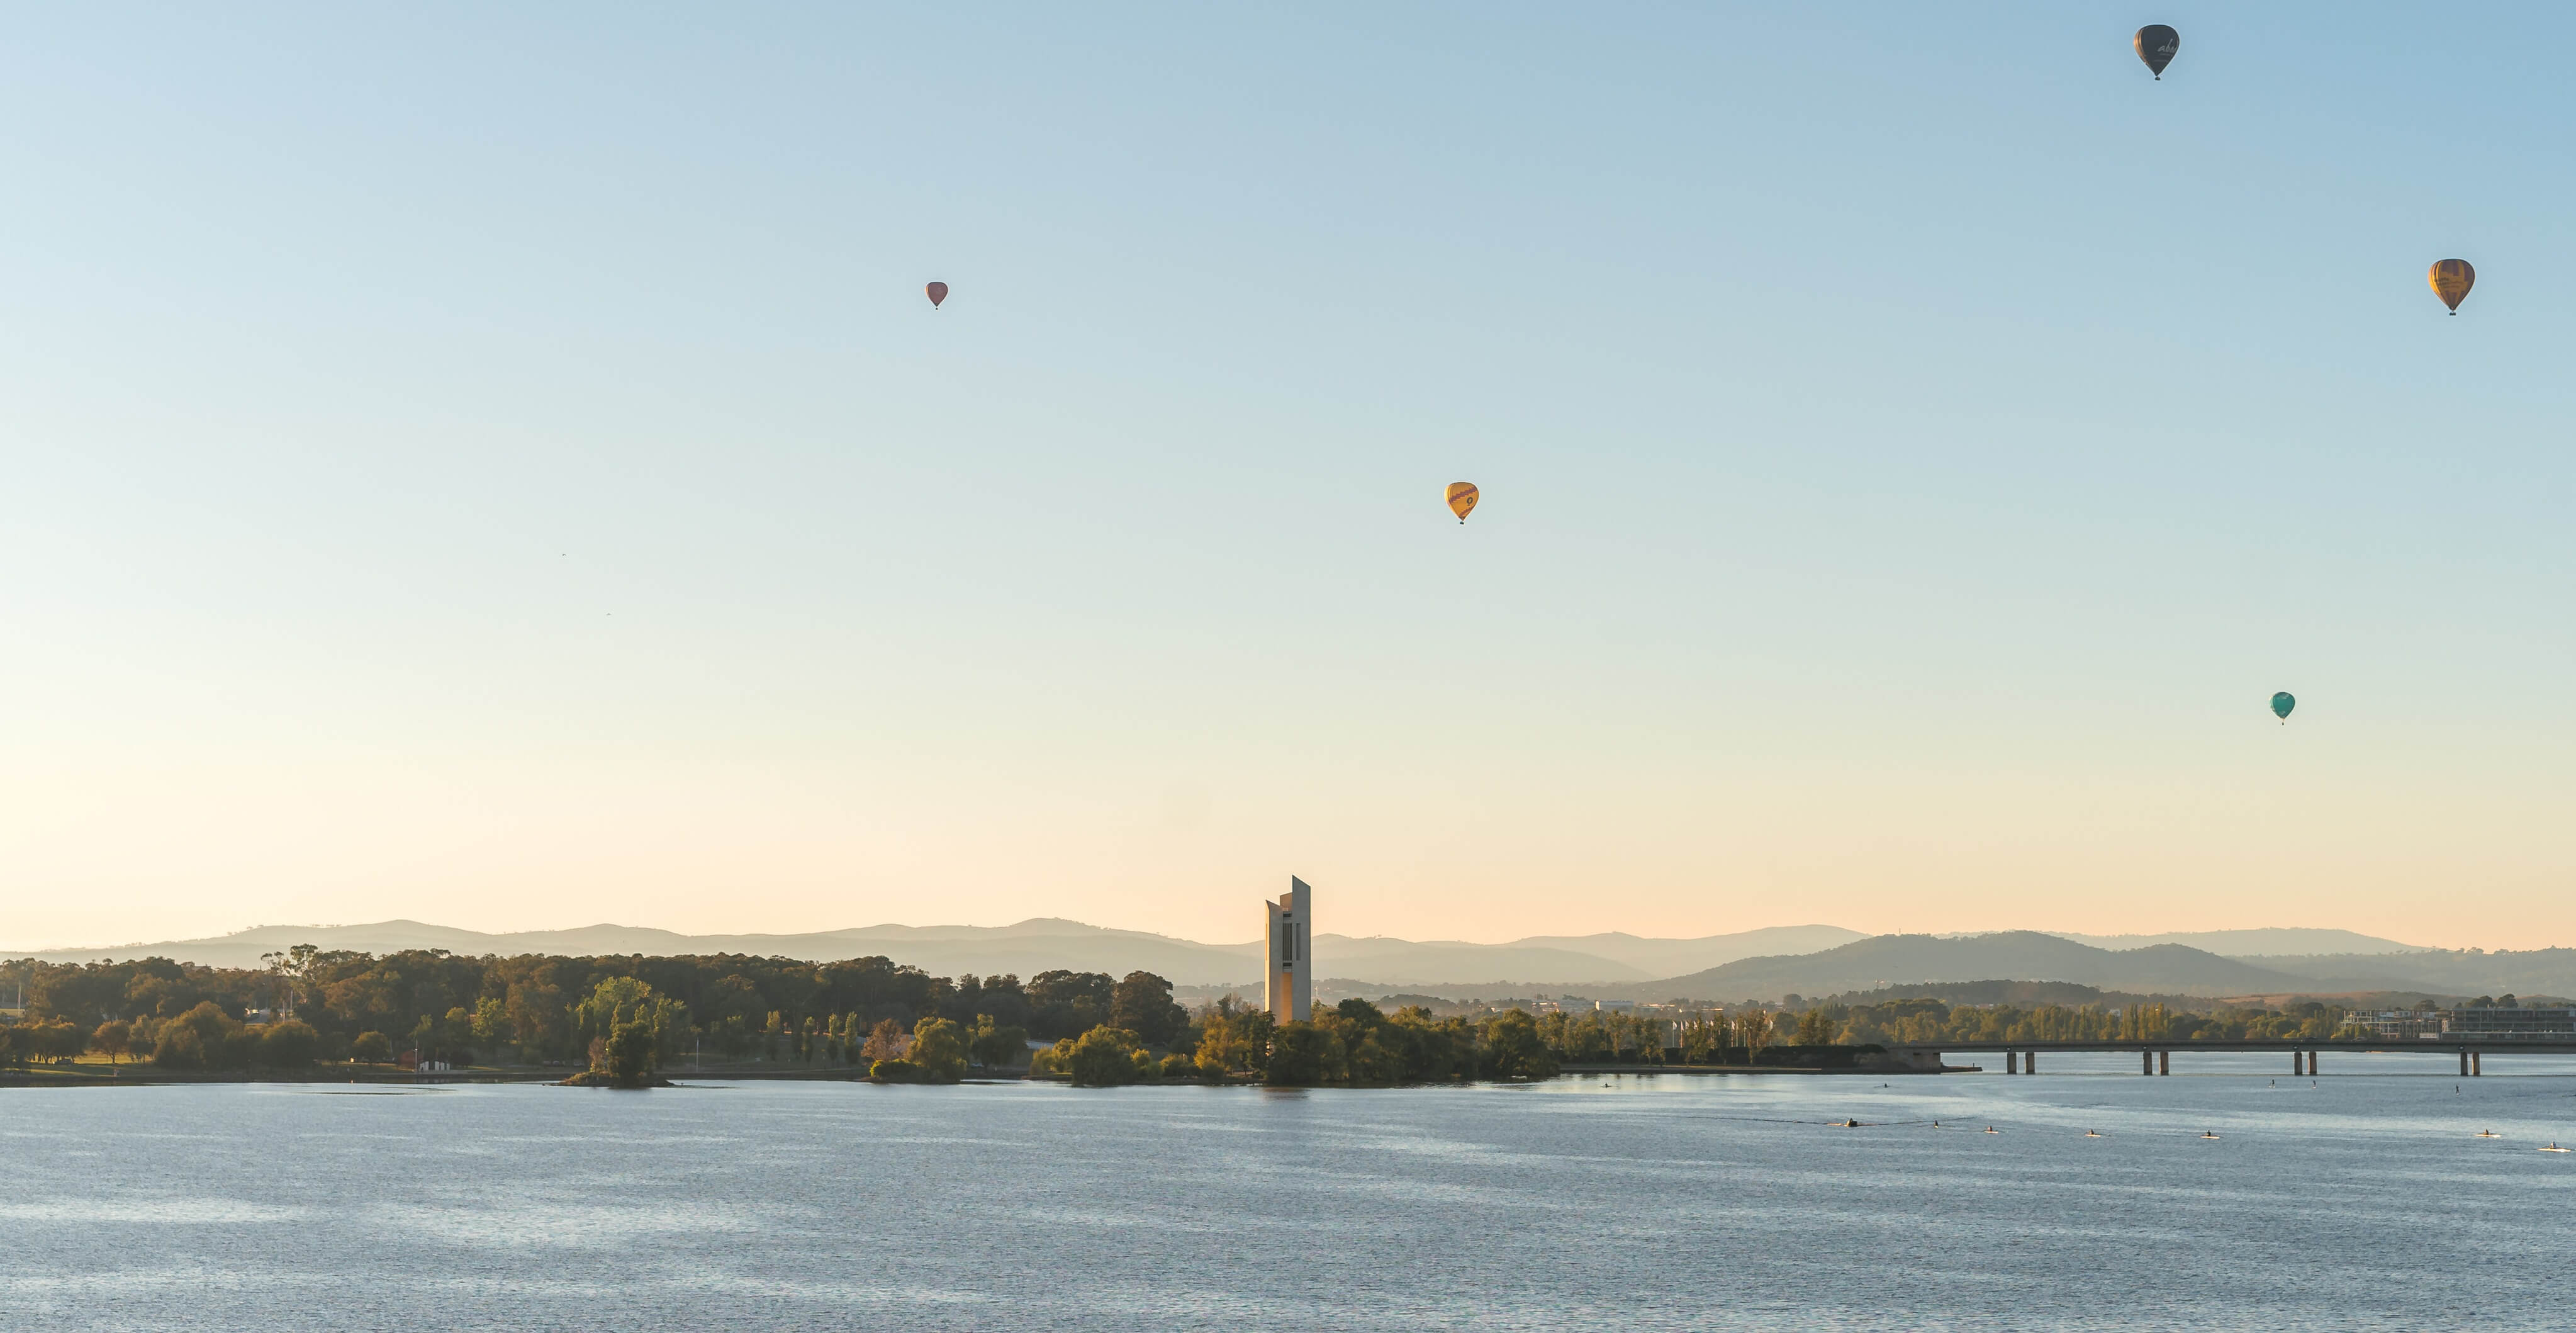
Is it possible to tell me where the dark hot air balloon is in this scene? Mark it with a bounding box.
[2134,25,2179,79]
[2271,692,2295,724]
[926,281,949,309]
[2428,260,2473,314]
[1445,483,1479,524]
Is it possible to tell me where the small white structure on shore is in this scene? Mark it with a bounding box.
[1265,877,1313,1023]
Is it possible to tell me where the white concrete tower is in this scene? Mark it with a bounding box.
[1265,876,1312,1023]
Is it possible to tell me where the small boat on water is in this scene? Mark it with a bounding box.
[2083,1130,2103,1139]
[1834,1118,1866,1128]
[1983,1127,2000,1133]
[2476,1130,2501,1139]
[2199,1132,2220,1140]
[2543,1143,2571,1154]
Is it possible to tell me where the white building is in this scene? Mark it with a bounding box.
[1265,877,1313,1023]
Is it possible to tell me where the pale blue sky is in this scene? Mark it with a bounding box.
[6,5,2572,950]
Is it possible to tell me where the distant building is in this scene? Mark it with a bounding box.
[1594,999,1636,1014]
[2345,1007,2576,1040]
[1265,877,1313,1023]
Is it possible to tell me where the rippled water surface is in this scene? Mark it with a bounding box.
[13,1052,2576,1330]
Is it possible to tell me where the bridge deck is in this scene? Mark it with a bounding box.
[1903,1040,2576,1054]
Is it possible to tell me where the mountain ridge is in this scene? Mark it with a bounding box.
[17,918,1868,987]
[17,918,2503,994]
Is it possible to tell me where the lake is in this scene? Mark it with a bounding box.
[10,1052,2576,1330]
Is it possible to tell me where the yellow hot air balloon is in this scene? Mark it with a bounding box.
[1445,482,1479,524]
[2429,259,2474,314]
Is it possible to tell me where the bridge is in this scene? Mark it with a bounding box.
[1896,1039,2576,1076]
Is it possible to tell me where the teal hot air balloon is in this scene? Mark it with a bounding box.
[2271,692,2296,724]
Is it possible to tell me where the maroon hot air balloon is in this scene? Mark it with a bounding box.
[925,281,949,309]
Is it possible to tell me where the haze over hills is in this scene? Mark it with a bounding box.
[25,920,1259,986]
[1610,933,2309,1001]
[2043,929,2423,956]
[1594,934,2576,1004]
[21,919,1874,987]
[21,918,2524,996]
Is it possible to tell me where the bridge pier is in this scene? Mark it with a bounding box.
[2143,1049,2153,1076]
[2473,1051,2482,1076]
[2309,1050,2319,1076]
[2158,1049,2169,1076]
[2026,1050,2036,1075]
[2292,1050,2302,1075]
[2461,1050,2470,1077]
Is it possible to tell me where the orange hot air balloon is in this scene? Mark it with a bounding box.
[1445,482,1479,524]
[2429,259,2473,314]
[926,281,949,309]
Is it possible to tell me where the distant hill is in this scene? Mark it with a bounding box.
[1613,931,2305,1001]
[26,918,1263,985]
[20,918,1866,988]
[2047,928,2425,956]
[1497,926,1869,977]
[30,919,2498,997]
[2229,949,2576,1000]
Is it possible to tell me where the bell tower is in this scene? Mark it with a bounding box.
[1265,877,1312,1023]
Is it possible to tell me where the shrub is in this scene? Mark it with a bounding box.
[869,1058,924,1083]
[1029,1038,1075,1076]
[350,1031,393,1064]
[152,1023,206,1069]
[1065,1026,1143,1086]
[907,1018,968,1083]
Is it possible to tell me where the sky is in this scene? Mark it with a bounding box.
[6,4,2575,952]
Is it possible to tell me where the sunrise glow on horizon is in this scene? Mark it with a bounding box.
[7,6,2575,954]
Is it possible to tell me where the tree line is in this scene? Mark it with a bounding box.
[0,948,1187,1077]
[1037,998,1562,1086]
[0,949,2365,1085]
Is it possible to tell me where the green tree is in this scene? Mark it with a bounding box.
[350,1030,392,1064]
[571,976,690,1067]
[966,1015,1028,1069]
[468,997,509,1046]
[909,1017,968,1083]
[1794,1008,1837,1045]
[598,1020,659,1088]
[1026,970,1115,1041]
[1192,1001,1274,1081]
[154,1002,243,1069]
[1265,1020,1335,1085]
[255,1020,320,1067]
[91,1020,133,1066]
[1109,972,1189,1047]
[1067,1025,1145,1086]
[1480,1010,1558,1080]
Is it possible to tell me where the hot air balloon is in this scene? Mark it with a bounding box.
[2429,260,2474,314]
[926,281,949,310]
[2271,692,2295,724]
[1445,482,1479,524]
[2134,25,2179,79]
